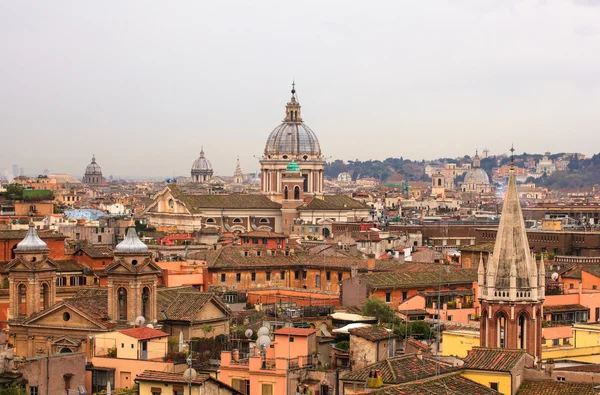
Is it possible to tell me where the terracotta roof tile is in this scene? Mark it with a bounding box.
[361,265,477,288]
[118,327,168,340]
[349,326,396,342]
[274,327,318,336]
[239,231,287,238]
[367,372,500,394]
[341,354,456,385]
[554,364,600,373]
[297,195,368,211]
[161,292,230,321]
[516,380,595,395]
[0,230,66,240]
[136,370,209,384]
[79,246,114,259]
[168,186,281,211]
[54,259,86,272]
[463,347,525,371]
[543,304,589,313]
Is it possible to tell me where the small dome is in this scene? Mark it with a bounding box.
[286,161,300,172]
[85,155,103,175]
[464,168,490,184]
[16,224,48,251]
[115,228,148,253]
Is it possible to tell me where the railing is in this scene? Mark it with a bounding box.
[262,358,276,370]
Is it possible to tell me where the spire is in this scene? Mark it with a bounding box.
[473,150,481,168]
[92,154,96,163]
[16,221,48,251]
[284,81,302,123]
[200,146,205,157]
[510,145,515,169]
[115,228,148,253]
[488,146,537,293]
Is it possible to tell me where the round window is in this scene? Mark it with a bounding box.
[63,312,71,322]
[131,259,138,266]
[283,155,288,159]
[303,155,308,160]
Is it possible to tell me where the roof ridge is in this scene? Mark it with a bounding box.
[386,358,397,382]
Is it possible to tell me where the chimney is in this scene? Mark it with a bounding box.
[367,254,376,274]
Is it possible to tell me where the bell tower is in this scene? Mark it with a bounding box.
[7,222,57,320]
[478,147,545,362]
[281,161,305,234]
[106,228,161,325]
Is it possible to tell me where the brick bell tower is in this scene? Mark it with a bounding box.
[478,147,545,362]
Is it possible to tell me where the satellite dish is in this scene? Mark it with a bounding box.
[551,272,559,281]
[183,368,197,383]
[257,335,271,349]
[245,329,253,339]
[146,324,154,329]
[135,316,146,326]
[258,326,270,337]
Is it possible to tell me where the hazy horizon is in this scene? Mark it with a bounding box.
[2,1,600,178]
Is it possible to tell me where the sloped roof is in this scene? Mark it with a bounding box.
[341,354,456,385]
[516,380,595,395]
[166,185,281,211]
[463,347,525,371]
[366,372,500,394]
[118,327,168,340]
[54,259,86,272]
[79,246,114,259]
[297,195,368,211]
[349,326,396,342]
[156,286,198,312]
[0,230,66,240]
[274,327,317,336]
[161,292,230,322]
[544,304,589,313]
[136,370,210,385]
[361,265,477,288]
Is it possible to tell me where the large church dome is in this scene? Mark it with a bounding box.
[191,148,212,171]
[264,85,321,159]
[464,167,490,184]
[85,155,102,175]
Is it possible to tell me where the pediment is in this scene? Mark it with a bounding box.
[5,256,58,272]
[52,335,81,347]
[24,304,106,330]
[105,260,135,273]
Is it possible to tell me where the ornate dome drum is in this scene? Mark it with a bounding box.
[191,147,214,183]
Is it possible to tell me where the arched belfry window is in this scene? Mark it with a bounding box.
[40,283,50,310]
[284,186,288,200]
[497,313,507,348]
[294,186,300,200]
[118,287,128,321]
[438,179,442,186]
[518,314,527,349]
[142,287,150,319]
[18,284,27,316]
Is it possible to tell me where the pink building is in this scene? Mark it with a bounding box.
[219,328,319,395]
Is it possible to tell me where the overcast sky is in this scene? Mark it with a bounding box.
[1,1,599,179]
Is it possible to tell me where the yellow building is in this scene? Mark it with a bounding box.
[94,327,168,360]
[460,347,533,395]
[136,370,239,395]
[441,330,480,358]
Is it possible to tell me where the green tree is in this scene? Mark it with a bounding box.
[0,383,27,395]
[4,184,23,200]
[361,296,399,325]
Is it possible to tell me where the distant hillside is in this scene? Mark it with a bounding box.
[325,158,427,182]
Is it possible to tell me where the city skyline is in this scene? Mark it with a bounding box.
[2,1,600,177]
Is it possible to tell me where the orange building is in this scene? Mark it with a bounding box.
[239,230,288,250]
[0,229,67,261]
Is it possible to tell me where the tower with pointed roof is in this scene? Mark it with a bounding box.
[106,228,161,324]
[478,147,545,361]
[281,161,306,234]
[260,83,325,201]
[7,222,57,320]
[233,157,244,184]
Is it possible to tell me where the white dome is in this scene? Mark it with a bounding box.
[85,155,102,175]
[464,168,490,184]
[265,123,321,156]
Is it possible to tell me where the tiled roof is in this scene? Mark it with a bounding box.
[341,354,456,384]
[366,372,500,394]
[562,267,582,279]
[404,338,430,351]
[297,195,369,211]
[516,380,595,395]
[555,364,600,372]
[54,259,86,272]
[156,286,198,312]
[544,304,589,313]
[167,185,281,211]
[79,246,114,259]
[361,265,477,288]
[0,230,66,240]
[136,370,210,384]
[274,327,318,336]
[349,326,396,342]
[459,243,496,253]
[161,292,230,321]
[118,327,168,340]
[463,347,525,371]
[581,265,600,278]
[64,294,113,329]
[239,231,287,238]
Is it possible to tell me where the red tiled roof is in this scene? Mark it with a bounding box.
[367,372,501,394]
[463,347,525,372]
[274,327,317,336]
[554,364,600,373]
[118,327,168,340]
[349,325,396,342]
[516,380,595,395]
[136,370,209,384]
[240,230,287,238]
[544,304,589,313]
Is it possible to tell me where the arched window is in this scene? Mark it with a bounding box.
[294,186,300,200]
[142,287,150,319]
[206,218,215,224]
[518,314,527,349]
[60,347,73,353]
[284,186,289,200]
[118,287,128,321]
[168,199,174,209]
[18,284,27,316]
[40,283,49,310]
[232,218,242,223]
[497,313,507,348]
[259,218,270,224]
[437,179,442,186]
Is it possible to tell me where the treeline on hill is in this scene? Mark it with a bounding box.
[533,153,600,189]
[325,158,427,182]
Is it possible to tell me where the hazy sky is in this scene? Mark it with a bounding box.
[2,1,599,179]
